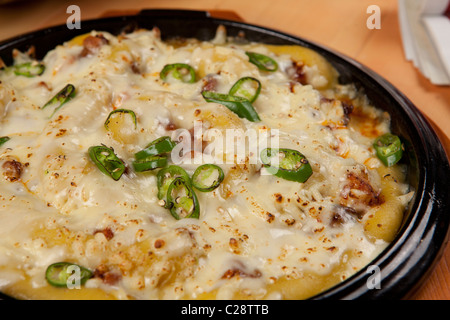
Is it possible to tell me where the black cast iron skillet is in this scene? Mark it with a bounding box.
[0,9,449,300]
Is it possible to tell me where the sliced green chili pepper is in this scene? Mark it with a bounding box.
[45,262,92,288]
[260,148,313,183]
[13,61,45,77]
[373,133,403,167]
[160,63,196,83]
[0,136,10,147]
[134,136,177,160]
[202,90,261,122]
[132,155,168,172]
[229,77,261,103]
[88,145,125,181]
[42,84,76,117]
[104,109,137,130]
[245,51,278,72]
[166,176,200,220]
[157,165,191,208]
[192,164,224,192]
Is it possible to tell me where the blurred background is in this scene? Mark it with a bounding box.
[0,0,449,300]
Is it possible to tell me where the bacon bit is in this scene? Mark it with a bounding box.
[287,60,307,85]
[340,171,384,214]
[154,239,165,249]
[2,160,23,182]
[130,62,141,74]
[80,34,109,57]
[94,227,114,241]
[331,205,360,226]
[341,101,354,125]
[221,266,262,280]
[201,74,219,92]
[93,264,121,285]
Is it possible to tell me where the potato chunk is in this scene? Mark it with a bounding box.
[265,44,339,90]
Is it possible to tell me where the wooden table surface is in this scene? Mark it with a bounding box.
[0,0,449,300]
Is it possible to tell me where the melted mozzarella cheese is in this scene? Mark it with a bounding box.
[0,28,413,300]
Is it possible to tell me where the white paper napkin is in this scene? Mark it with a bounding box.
[398,0,450,85]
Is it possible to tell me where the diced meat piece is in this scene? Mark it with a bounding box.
[80,34,109,57]
[341,101,354,125]
[330,205,360,227]
[340,169,384,216]
[201,74,219,92]
[221,260,262,279]
[2,160,23,182]
[94,227,114,241]
[93,264,121,285]
[287,60,307,85]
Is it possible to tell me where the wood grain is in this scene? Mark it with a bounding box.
[0,0,448,300]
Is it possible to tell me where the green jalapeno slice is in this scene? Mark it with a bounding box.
[245,51,278,72]
[201,90,261,122]
[192,164,224,192]
[160,63,196,83]
[157,165,191,208]
[0,136,10,147]
[45,262,92,288]
[104,109,137,130]
[229,77,261,103]
[134,136,177,160]
[42,84,76,116]
[88,145,125,181]
[260,148,313,183]
[132,155,168,172]
[13,61,45,77]
[166,176,200,220]
[373,133,403,167]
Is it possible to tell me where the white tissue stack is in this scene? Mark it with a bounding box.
[398,0,450,85]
